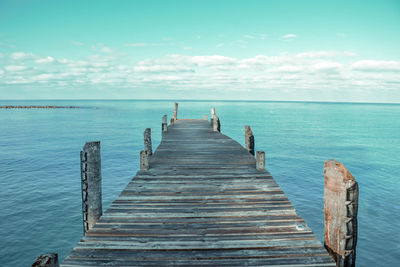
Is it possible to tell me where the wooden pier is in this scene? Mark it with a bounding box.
[61,110,337,266]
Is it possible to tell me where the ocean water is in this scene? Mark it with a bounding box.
[0,100,399,266]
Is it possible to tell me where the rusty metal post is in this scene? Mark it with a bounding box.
[32,253,59,267]
[144,128,152,155]
[256,151,265,170]
[80,141,102,235]
[162,115,167,132]
[140,150,149,170]
[173,102,178,120]
[203,115,207,120]
[245,125,255,155]
[324,159,358,267]
[170,118,174,125]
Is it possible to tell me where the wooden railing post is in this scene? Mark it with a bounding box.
[32,253,59,267]
[140,150,149,170]
[210,107,215,126]
[162,115,167,132]
[213,115,220,132]
[80,141,102,235]
[174,102,178,120]
[256,151,265,170]
[144,128,152,155]
[324,159,358,267]
[245,125,255,155]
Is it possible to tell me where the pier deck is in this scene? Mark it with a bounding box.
[62,119,335,266]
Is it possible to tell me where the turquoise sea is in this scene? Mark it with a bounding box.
[0,100,399,266]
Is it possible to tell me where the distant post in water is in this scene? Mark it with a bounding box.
[324,159,358,267]
[144,128,152,155]
[213,115,220,132]
[140,150,149,170]
[256,151,265,170]
[80,141,102,235]
[162,115,167,132]
[174,102,178,120]
[245,125,255,155]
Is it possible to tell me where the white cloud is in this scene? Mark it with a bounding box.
[101,46,113,53]
[125,43,149,47]
[271,65,304,73]
[243,34,255,39]
[191,55,236,67]
[1,51,399,102]
[297,51,337,58]
[283,34,296,39]
[71,41,84,46]
[4,65,28,72]
[134,65,194,73]
[10,52,34,60]
[343,51,357,57]
[313,61,343,73]
[36,56,55,64]
[351,60,400,72]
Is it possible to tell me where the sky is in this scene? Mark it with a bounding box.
[0,0,399,102]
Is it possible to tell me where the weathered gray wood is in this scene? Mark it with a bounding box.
[80,141,102,234]
[139,150,149,170]
[32,253,59,267]
[162,115,167,132]
[143,128,152,155]
[63,118,334,266]
[324,159,358,267]
[173,102,178,120]
[245,125,255,155]
[256,151,265,170]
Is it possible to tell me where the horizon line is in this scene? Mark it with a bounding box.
[0,99,399,105]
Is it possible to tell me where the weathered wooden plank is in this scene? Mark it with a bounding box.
[62,118,334,266]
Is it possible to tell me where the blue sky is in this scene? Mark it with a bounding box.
[0,0,399,102]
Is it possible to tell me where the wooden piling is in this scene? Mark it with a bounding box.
[324,159,358,267]
[144,128,152,155]
[256,151,265,170]
[80,141,102,235]
[140,150,149,170]
[162,115,167,132]
[173,102,178,120]
[245,125,255,155]
[32,253,59,267]
[210,107,215,126]
[213,114,220,132]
